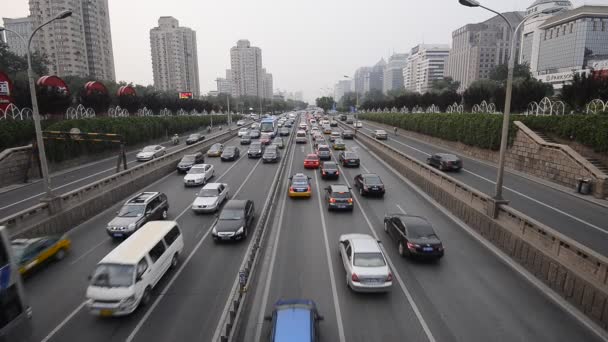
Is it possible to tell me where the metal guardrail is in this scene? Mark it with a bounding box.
[215,128,295,342]
[0,128,240,238]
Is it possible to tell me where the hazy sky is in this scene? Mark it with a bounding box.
[1,0,590,103]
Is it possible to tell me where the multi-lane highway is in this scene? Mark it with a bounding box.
[351,119,608,256]
[0,126,235,219]
[14,113,604,342]
[238,121,600,341]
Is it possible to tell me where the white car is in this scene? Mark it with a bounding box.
[373,130,388,140]
[238,127,249,137]
[192,183,229,213]
[355,121,363,128]
[183,164,214,187]
[251,122,260,129]
[236,120,246,126]
[136,145,166,161]
[339,233,392,292]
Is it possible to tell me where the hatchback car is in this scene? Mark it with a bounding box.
[11,236,72,275]
[106,192,169,238]
[354,121,363,128]
[264,299,324,342]
[324,185,353,211]
[184,164,214,186]
[271,137,285,149]
[354,173,385,197]
[240,134,252,145]
[177,152,204,173]
[339,234,392,292]
[191,183,229,213]
[212,200,255,241]
[427,153,463,172]
[249,129,261,139]
[332,139,346,150]
[221,146,240,161]
[136,145,166,161]
[342,130,354,139]
[304,153,320,169]
[373,130,388,140]
[383,214,444,259]
[248,142,264,158]
[260,133,273,145]
[207,143,224,157]
[279,127,290,136]
[262,146,281,163]
[338,151,360,167]
[316,145,332,160]
[186,133,204,145]
[295,130,307,144]
[288,173,312,198]
[320,161,340,180]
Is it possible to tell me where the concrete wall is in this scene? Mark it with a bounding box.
[352,127,608,331]
[0,145,37,188]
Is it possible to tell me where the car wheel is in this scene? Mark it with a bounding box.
[55,248,66,261]
[161,209,168,220]
[398,242,405,257]
[141,287,152,306]
[170,253,179,269]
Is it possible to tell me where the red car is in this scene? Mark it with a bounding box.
[260,133,272,145]
[304,154,320,169]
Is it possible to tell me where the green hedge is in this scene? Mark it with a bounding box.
[517,115,608,153]
[43,115,237,162]
[359,113,513,151]
[0,120,36,151]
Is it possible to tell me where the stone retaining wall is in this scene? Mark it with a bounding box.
[0,145,37,188]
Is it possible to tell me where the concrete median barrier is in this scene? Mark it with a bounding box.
[340,121,608,331]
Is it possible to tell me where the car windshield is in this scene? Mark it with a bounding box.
[353,252,386,267]
[239,128,248,132]
[210,145,221,151]
[323,162,337,169]
[90,263,134,288]
[318,147,330,152]
[188,134,199,139]
[142,146,156,152]
[118,204,145,217]
[189,167,206,174]
[250,143,261,149]
[11,243,27,262]
[219,209,243,220]
[331,191,351,199]
[292,178,308,186]
[198,188,219,197]
[408,223,437,239]
[364,176,382,185]
[306,155,318,160]
[224,147,235,153]
[345,153,358,158]
[181,155,196,163]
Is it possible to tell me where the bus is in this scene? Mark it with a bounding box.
[260,116,278,138]
[0,226,31,342]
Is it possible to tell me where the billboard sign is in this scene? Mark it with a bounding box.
[0,71,14,112]
[179,92,193,99]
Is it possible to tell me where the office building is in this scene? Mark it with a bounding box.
[28,0,116,80]
[216,77,231,94]
[2,17,33,56]
[445,12,524,92]
[333,80,352,101]
[353,66,372,95]
[383,53,408,94]
[404,44,451,94]
[535,5,608,89]
[369,58,386,92]
[230,39,264,98]
[263,69,273,99]
[520,0,573,74]
[150,16,200,96]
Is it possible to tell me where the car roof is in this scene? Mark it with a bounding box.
[393,214,431,227]
[436,153,459,159]
[330,185,350,193]
[191,164,210,169]
[274,307,313,342]
[224,200,248,209]
[202,182,223,189]
[347,234,381,253]
[11,237,45,247]
[127,192,160,205]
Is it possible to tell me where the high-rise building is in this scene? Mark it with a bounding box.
[369,58,386,93]
[520,0,573,75]
[150,17,200,96]
[383,53,408,94]
[445,12,523,92]
[28,0,116,80]
[353,66,372,95]
[404,44,451,94]
[230,39,264,98]
[333,80,352,101]
[263,71,273,99]
[216,77,231,94]
[2,17,33,56]
[535,5,608,89]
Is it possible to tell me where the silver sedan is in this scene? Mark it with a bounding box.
[338,233,392,292]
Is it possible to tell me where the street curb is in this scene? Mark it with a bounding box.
[361,119,608,209]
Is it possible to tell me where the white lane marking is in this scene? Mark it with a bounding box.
[310,138,347,342]
[40,302,87,342]
[254,133,297,341]
[126,155,262,342]
[356,137,608,342]
[69,238,109,265]
[360,122,608,235]
[332,158,437,342]
[396,204,407,215]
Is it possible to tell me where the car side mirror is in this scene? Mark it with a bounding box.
[136,275,143,283]
[264,315,272,321]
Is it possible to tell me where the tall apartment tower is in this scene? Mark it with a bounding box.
[404,44,451,94]
[383,53,408,94]
[263,70,273,99]
[2,17,33,56]
[445,12,523,92]
[28,0,116,80]
[230,39,264,98]
[150,17,200,96]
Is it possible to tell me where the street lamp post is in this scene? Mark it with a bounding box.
[0,10,72,200]
[458,0,561,216]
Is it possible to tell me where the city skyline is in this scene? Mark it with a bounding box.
[2,0,593,102]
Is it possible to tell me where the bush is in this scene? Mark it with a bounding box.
[359,113,515,151]
[0,120,35,151]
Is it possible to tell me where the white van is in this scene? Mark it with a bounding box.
[86,221,184,316]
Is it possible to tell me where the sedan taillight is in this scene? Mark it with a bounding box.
[387,272,393,282]
[329,198,336,203]
[351,273,360,282]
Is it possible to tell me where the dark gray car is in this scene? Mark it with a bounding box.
[211,200,255,242]
[177,152,205,173]
[248,142,264,158]
[106,192,169,239]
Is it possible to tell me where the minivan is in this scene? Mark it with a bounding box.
[86,221,184,316]
[295,130,307,144]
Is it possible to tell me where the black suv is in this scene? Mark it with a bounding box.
[324,185,353,211]
[177,152,204,173]
[354,173,385,197]
[212,200,255,242]
[106,192,169,239]
[248,142,264,158]
[320,161,339,180]
[338,151,359,167]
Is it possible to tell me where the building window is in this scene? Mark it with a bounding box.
[570,23,574,33]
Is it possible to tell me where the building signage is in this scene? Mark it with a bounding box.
[590,59,608,70]
[179,92,193,99]
[535,69,589,84]
[0,71,14,111]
